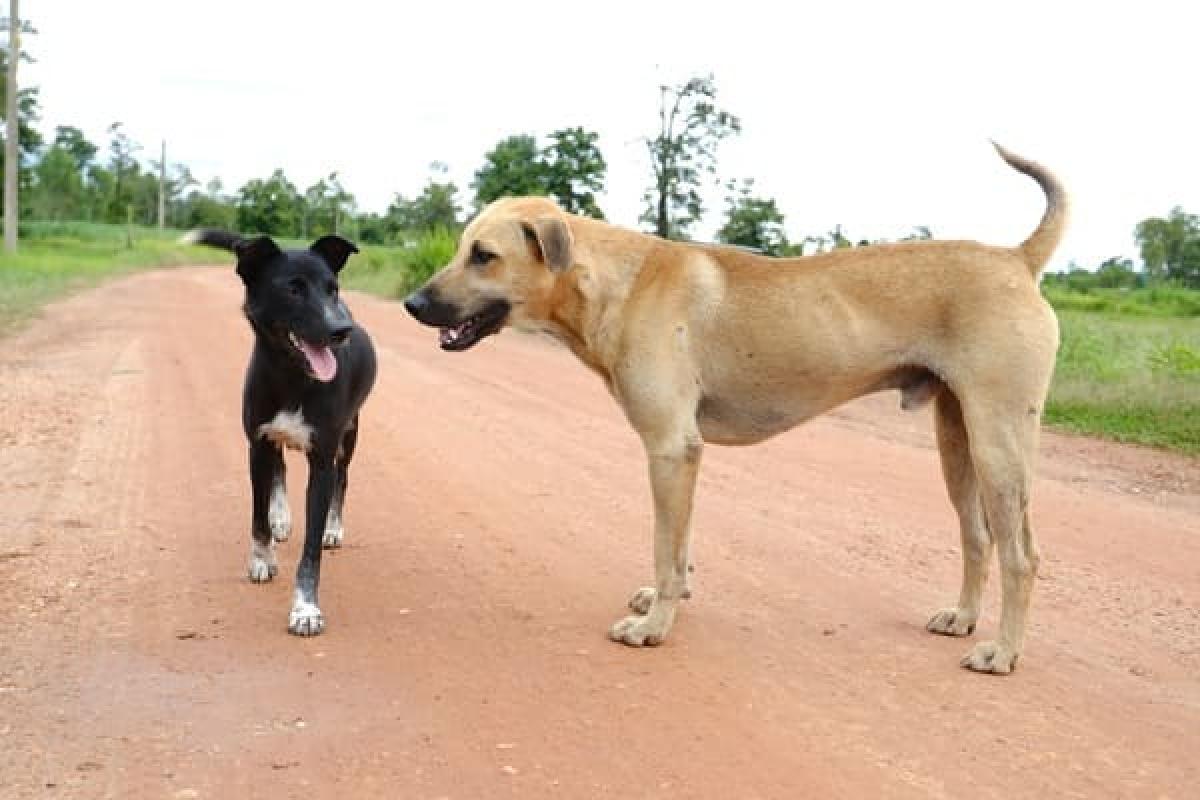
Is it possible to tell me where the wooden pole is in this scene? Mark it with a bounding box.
[4,0,20,253]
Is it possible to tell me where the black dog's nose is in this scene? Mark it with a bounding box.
[403,290,429,320]
[329,324,352,345]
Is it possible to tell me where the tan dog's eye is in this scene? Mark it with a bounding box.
[469,244,497,267]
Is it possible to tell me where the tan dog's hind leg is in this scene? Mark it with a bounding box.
[958,409,1041,674]
[927,391,992,637]
[609,425,701,647]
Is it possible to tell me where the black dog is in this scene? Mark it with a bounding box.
[187,230,377,635]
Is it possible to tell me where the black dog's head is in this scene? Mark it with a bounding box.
[185,230,359,382]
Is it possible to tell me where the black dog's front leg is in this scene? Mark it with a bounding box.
[288,451,338,636]
[248,439,283,583]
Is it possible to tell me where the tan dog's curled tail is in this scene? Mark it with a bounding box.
[992,141,1069,275]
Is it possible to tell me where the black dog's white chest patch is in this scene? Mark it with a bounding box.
[258,410,314,452]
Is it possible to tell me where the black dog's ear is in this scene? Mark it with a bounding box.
[522,217,573,271]
[234,235,282,284]
[310,235,359,273]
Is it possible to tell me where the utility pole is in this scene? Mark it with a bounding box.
[157,139,166,229]
[4,0,20,253]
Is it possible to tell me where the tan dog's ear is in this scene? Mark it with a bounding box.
[522,217,573,271]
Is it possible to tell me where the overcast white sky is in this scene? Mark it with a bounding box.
[24,0,1200,270]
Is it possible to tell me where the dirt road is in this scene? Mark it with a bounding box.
[2,267,1197,799]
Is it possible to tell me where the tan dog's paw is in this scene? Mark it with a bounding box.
[627,585,692,614]
[628,587,657,614]
[961,640,1019,675]
[926,607,977,636]
[608,614,670,647]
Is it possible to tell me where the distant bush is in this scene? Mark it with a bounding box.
[341,228,460,298]
[397,228,459,291]
[1149,341,1200,378]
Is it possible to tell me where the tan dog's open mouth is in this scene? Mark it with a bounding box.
[438,301,510,351]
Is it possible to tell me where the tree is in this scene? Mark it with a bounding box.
[29,144,82,220]
[128,166,160,225]
[86,165,114,222]
[472,129,608,217]
[301,178,326,238]
[236,168,301,236]
[168,164,198,224]
[53,125,96,171]
[179,187,236,230]
[641,74,740,239]
[902,225,933,241]
[301,171,354,236]
[146,156,197,227]
[1135,207,1200,287]
[176,175,235,230]
[471,134,547,209]
[388,178,461,235]
[542,127,606,218]
[105,121,141,222]
[1094,256,1138,289]
[716,178,788,256]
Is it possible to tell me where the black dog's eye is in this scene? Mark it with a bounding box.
[469,244,496,267]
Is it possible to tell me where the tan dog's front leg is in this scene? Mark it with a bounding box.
[609,429,701,647]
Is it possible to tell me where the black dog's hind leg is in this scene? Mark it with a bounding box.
[248,439,283,583]
[322,417,359,549]
[289,441,339,636]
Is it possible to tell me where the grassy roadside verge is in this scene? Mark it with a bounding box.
[0,222,219,334]
[1045,309,1199,454]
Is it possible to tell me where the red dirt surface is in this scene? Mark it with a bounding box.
[1,267,1197,799]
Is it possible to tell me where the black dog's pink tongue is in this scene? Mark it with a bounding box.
[297,339,337,382]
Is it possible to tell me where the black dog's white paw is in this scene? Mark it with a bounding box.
[268,485,291,542]
[288,601,325,636]
[322,509,343,549]
[248,542,277,583]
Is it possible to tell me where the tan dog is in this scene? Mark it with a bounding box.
[403,144,1066,674]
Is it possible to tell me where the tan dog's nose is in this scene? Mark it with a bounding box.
[403,290,431,321]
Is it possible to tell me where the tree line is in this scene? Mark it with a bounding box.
[2,27,1197,286]
[1040,208,1200,290]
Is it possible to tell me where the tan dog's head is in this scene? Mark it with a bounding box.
[403,196,574,351]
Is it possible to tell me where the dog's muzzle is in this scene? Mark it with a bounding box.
[403,288,462,327]
[403,288,509,352]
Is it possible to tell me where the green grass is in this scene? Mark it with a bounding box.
[1042,284,1200,317]
[1045,310,1200,454]
[0,221,218,333]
